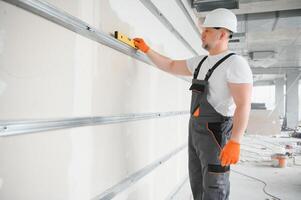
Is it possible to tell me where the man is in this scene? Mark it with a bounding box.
[134,8,253,200]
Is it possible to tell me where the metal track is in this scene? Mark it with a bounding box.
[1,0,191,83]
[139,0,199,55]
[1,0,153,65]
[0,111,189,137]
[175,0,201,37]
[92,144,188,200]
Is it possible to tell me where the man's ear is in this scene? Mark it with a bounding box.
[218,30,226,40]
[220,30,229,40]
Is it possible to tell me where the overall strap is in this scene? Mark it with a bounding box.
[193,56,208,79]
[204,53,235,81]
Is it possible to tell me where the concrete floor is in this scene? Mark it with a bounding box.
[230,162,301,200]
[174,161,301,200]
[173,134,301,200]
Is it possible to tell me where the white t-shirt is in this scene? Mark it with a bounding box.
[186,51,253,117]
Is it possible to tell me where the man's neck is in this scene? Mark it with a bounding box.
[208,48,228,56]
[208,43,229,55]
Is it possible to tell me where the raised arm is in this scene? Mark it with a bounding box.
[134,38,192,76]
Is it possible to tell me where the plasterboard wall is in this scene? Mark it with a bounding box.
[0,0,205,199]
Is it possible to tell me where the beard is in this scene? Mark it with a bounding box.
[202,43,211,51]
[202,40,218,51]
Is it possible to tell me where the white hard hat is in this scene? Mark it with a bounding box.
[202,8,237,33]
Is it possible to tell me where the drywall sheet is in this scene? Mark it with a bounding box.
[0,0,203,199]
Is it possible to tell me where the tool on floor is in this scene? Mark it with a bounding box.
[114,31,137,49]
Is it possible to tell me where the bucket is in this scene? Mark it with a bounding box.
[278,156,287,168]
[271,153,287,168]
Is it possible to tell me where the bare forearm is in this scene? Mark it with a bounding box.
[146,49,173,73]
[231,104,251,143]
[146,49,191,76]
[134,38,190,76]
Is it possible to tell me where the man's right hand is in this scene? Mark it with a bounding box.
[133,38,191,76]
[133,38,150,53]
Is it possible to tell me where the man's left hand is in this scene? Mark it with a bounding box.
[219,140,240,166]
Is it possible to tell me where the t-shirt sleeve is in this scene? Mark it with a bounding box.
[186,56,205,75]
[226,56,253,84]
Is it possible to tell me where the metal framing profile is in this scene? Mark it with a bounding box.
[139,0,199,55]
[92,144,187,200]
[0,1,191,198]
[1,0,192,85]
[166,175,189,199]
[0,0,193,136]
[1,0,152,64]
[0,111,189,137]
[175,0,201,37]
[2,0,198,65]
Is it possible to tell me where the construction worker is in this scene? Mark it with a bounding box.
[134,8,252,200]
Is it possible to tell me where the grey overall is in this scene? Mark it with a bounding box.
[188,53,235,200]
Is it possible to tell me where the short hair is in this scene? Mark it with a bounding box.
[213,27,233,39]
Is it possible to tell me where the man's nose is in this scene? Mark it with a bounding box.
[201,34,205,40]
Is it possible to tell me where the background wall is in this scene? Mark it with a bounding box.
[0,0,205,199]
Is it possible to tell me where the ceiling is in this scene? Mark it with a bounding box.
[190,0,301,84]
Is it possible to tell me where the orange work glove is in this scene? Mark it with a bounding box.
[219,140,240,166]
[133,38,150,53]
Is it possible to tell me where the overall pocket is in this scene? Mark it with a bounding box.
[206,122,223,150]
[189,83,205,115]
[205,165,230,200]
[207,120,233,149]
[190,91,201,114]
